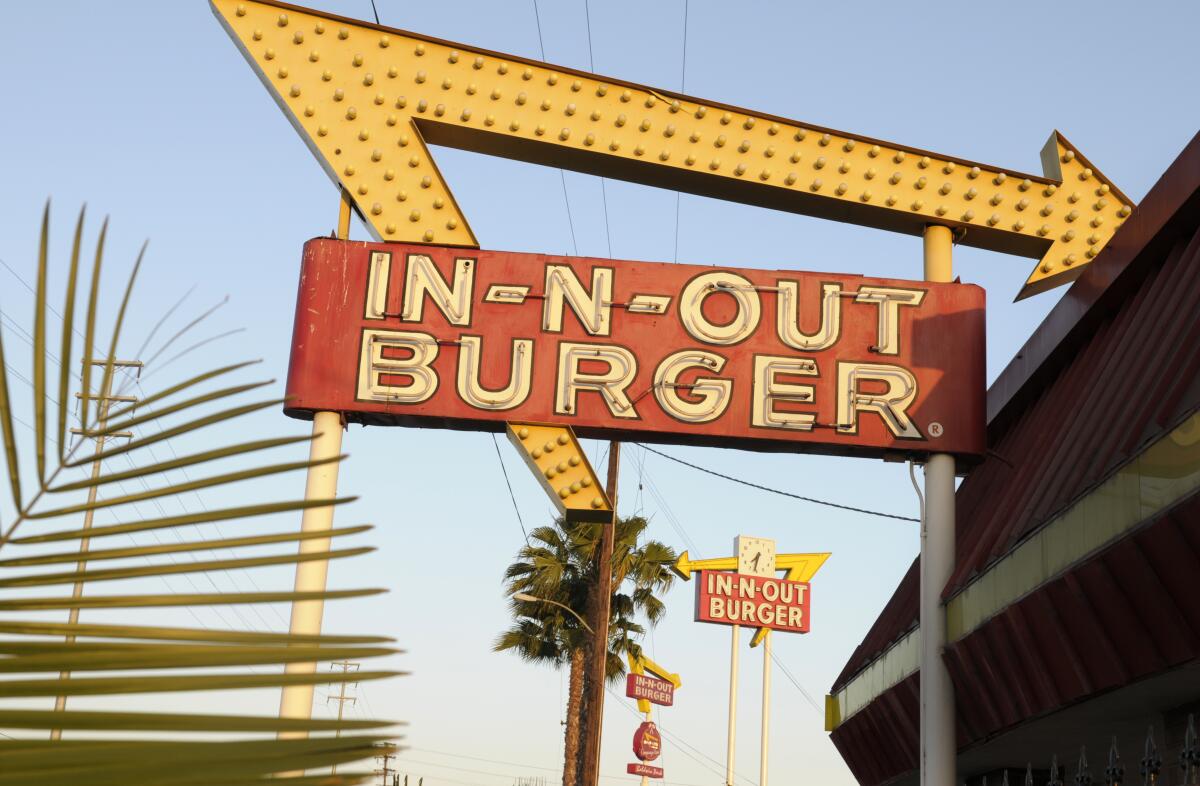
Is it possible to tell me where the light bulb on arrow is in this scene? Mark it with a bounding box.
[213,0,1133,300]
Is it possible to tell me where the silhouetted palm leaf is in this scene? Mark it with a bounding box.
[0,205,400,783]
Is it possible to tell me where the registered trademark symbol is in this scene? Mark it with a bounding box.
[928,422,944,438]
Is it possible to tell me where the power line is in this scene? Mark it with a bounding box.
[582,0,614,260]
[530,0,579,257]
[673,0,689,263]
[490,433,528,542]
[770,651,822,714]
[636,443,919,523]
[408,748,713,786]
[0,253,289,633]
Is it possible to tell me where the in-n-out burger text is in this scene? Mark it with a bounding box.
[286,240,986,457]
[626,673,675,706]
[695,570,811,633]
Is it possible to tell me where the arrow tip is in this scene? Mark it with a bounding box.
[1018,130,1134,301]
[670,551,692,581]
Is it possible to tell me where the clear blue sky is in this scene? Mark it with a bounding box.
[1,0,1197,784]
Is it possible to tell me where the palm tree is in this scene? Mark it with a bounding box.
[495,515,676,786]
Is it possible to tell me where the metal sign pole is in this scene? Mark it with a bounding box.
[920,225,956,786]
[726,624,739,786]
[759,629,772,786]
[277,191,354,748]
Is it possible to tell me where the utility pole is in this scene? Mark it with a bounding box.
[50,358,141,740]
[327,660,359,775]
[374,744,398,786]
[580,441,620,786]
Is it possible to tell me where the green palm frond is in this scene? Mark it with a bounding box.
[0,205,399,783]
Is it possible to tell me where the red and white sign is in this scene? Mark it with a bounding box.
[627,764,664,779]
[626,673,675,707]
[285,239,986,458]
[633,721,662,762]
[695,570,811,633]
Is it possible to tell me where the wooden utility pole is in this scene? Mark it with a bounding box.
[374,745,398,785]
[50,358,141,740]
[580,441,620,786]
[327,660,359,775]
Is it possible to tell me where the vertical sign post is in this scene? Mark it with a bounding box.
[276,190,354,747]
[727,624,739,786]
[920,225,956,786]
[760,629,772,786]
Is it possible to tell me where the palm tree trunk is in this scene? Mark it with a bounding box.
[563,646,586,786]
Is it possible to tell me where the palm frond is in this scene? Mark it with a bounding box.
[0,207,400,781]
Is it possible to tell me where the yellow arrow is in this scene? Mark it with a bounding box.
[669,551,734,581]
[213,0,1133,299]
[506,422,611,523]
[670,550,829,582]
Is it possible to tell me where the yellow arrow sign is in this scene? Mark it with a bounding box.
[506,422,611,523]
[670,550,829,582]
[627,652,681,714]
[213,0,1133,299]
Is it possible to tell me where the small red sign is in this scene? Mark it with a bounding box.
[695,571,811,633]
[628,764,664,779]
[633,721,662,762]
[626,673,675,706]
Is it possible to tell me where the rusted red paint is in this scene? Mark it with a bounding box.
[285,238,986,458]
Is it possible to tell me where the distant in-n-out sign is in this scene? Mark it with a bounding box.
[626,673,675,707]
[285,239,985,458]
[696,571,810,633]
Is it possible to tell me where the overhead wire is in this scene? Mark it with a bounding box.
[491,433,528,542]
[409,746,713,786]
[583,0,614,259]
[0,253,290,634]
[636,443,919,523]
[531,0,580,257]
[673,0,689,263]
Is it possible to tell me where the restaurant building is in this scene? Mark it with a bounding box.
[826,131,1200,785]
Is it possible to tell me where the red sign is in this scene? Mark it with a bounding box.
[633,721,662,762]
[695,571,811,633]
[627,764,665,779]
[625,673,675,706]
[285,239,985,458]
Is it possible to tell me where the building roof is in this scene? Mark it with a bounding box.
[830,129,1200,753]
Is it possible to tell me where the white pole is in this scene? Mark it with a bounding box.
[726,624,739,786]
[759,630,771,786]
[920,225,956,786]
[641,705,650,786]
[277,410,344,734]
